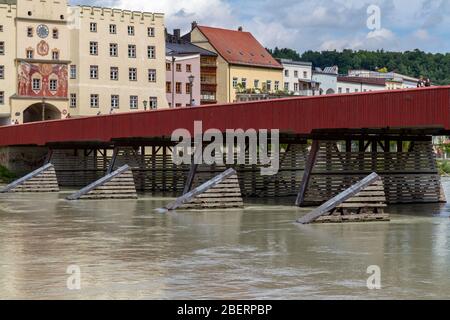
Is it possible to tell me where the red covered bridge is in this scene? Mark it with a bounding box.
[0,86,449,206]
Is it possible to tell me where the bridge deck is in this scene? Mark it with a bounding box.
[0,86,449,147]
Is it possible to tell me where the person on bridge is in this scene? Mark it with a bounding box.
[425,78,432,87]
[417,76,425,87]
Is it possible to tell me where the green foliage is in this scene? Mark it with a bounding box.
[268,48,450,85]
[0,165,16,183]
[438,161,450,176]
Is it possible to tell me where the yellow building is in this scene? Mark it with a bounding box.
[186,24,283,104]
[0,0,167,125]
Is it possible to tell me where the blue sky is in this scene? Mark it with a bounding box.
[70,0,450,53]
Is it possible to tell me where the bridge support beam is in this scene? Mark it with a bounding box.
[297,136,442,206]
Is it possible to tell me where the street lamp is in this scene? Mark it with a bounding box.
[188,74,195,106]
[143,100,148,111]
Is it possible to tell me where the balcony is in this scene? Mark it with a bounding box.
[201,83,217,92]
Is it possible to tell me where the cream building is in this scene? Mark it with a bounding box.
[0,0,167,125]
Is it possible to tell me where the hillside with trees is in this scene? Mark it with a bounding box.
[268,48,450,85]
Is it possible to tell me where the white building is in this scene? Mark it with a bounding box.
[312,66,338,95]
[348,70,419,89]
[278,59,317,96]
[337,76,386,94]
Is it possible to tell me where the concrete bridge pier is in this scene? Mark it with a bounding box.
[296,136,443,206]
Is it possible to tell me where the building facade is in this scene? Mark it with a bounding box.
[168,30,217,105]
[337,76,386,93]
[278,59,317,96]
[348,70,419,89]
[187,24,283,104]
[312,66,338,95]
[166,44,201,107]
[0,0,167,125]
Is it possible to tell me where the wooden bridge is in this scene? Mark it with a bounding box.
[0,86,449,205]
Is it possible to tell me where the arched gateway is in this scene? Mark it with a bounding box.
[23,103,61,123]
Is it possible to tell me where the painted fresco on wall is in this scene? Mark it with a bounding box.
[17,62,68,98]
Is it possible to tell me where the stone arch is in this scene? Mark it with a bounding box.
[23,102,61,123]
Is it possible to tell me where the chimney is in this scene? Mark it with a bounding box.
[191,21,198,30]
[174,29,181,41]
[238,26,243,32]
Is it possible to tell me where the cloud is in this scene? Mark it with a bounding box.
[70,0,450,53]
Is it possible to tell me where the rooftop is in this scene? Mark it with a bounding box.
[338,76,386,86]
[166,41,217,57]
[194,25,283,69]
[277,59,312,67]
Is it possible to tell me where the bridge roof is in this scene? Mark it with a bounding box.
[0,86,449,147]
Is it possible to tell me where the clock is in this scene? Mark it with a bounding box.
[36,24,49,38]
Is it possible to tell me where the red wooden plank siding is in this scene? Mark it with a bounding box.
[0,86,449,147]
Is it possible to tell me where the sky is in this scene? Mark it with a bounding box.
[70,0,450,53]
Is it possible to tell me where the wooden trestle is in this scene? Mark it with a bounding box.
[44,134,443,206]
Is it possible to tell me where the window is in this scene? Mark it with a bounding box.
[338,87,342,93]
[294,83,299,91]
[148,69,156,82]
[110,43,118,57]
[303,71,308,79]
[26,49,34,59]
[129,95,138,109]
[128,26,135,36]
[232,77,238,88]
[166,82,172,93]
[275,81,280,91]
[147,46,155,59]
[90,65,98,79]
[355,89,359,92]
[52,50,59,60]
[346,88,350,93]
[110,24,117,34]
[111,95,119,109]
[53,28,59,39]
[176,82,182,94]
[166,63,171,71]
[0,91,4,105]
[186,83,191,94]
[241,78,247,89]
[129,68,137,81]
[0,65,4,79]
[49,79,58,91]
[0,42,4,55]
[90,41,98,55]
[128,45,136,58]
[294,71,298,78]
[176,64,182,72]
[110,67,119,81]
[254,80,259,88]
[70,93,77,108]
[266,80,272,91]
[70,65,77,79]
[148,27,155,37]
[27,27,33,37]
[175,103,182,108]
[186,64,192,73]
[0,25,3,32]
[149,97,157,109]
[284,70,289,77]
[32,78,41,91]
[284,82,289,91]
[90,23,97,32]
[90,94,99,108]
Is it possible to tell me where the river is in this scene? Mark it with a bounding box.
[1,180,450,300]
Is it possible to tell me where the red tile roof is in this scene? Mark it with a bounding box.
[196,25,283,70]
